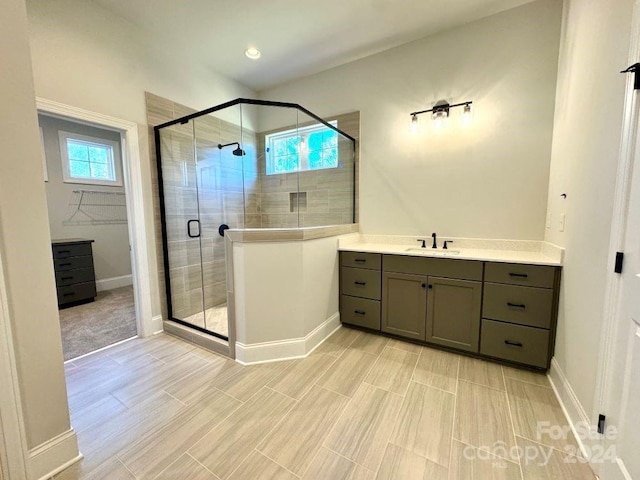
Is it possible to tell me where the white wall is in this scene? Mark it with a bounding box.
[25,0,255,318]
[39,114,132,282]
[0,0,76,464]
[545,0,634,418]
[233,236,340,346]
[260,0,562,240]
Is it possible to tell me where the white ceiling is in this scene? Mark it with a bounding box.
[92,0,537,91]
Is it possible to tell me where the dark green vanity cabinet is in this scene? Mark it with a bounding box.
[339,251,561,370]
[339,252,382,330]
[480,262,561,368]
[381,256,482,350]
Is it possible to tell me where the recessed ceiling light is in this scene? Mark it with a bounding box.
[245,47,261,60]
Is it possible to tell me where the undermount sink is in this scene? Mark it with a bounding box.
[405,248,460,256]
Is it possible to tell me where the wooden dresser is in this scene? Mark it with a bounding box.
[52,239,97,308]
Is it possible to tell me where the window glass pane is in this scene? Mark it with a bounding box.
[67,141,88,161]
[90,162,109,180]
[323,148,338,168]
[273,138,287,157]
[69,159,91,178]
[88,145,109,164]
[308,132,323,151]
[323,131,338,149]
[286,136,300,155]
[308,150,323,169]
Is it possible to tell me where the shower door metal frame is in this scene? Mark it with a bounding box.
[154,98,357,339]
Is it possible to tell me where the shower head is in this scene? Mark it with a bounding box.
[218,142,246,156]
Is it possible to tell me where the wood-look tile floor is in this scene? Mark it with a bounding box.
[54,328,596,480]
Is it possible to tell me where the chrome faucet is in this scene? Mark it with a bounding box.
[431,232,437,249]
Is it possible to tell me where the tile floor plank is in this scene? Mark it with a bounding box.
[376,443,448,480]
[268,353,336,400]
[454,380,516,457]
[449,440,522,480]
[412,347,459,394]
[155,453,220,480]
[325,382,404,471]
[458,356,505,391]
[227,450,297,480]
[506,378,579,451]
[257,385,350,476]
[516,436,595,480]
[314,327,362,357]
[348,332,389,355]
[189,387,294,479]
[118,389,241,479]
[364,346,419,395]
[302,448,375,480]
[390,381,455,467]
[207,361,293,402]
[317,349,378,397]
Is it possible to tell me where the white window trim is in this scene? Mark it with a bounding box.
[58,130,123,186]
[265,120,338,175]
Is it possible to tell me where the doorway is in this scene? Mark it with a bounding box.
[39,114,137,360]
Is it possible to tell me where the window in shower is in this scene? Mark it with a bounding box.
[265,120,338,175]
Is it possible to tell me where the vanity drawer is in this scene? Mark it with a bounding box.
[54,255,94,272]
[480,319,550,368]
[52,243,93,259]
[340,267,381,300]
[383,255,483,281]
[55,267,95,287]
[483,283,554,329]
[341,252,381,270]
[57,282,97,306]
[341,295,381,330]
[484,262,556,288]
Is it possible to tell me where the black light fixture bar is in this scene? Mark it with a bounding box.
[410,100,473,118]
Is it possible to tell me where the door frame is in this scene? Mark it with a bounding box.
[36,98,155,337]
[0,251,29,480]
[592,0,640,477]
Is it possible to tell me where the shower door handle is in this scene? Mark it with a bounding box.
[187,219,201,238]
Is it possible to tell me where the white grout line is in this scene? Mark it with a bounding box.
[448,356,461,477]
[186,452,223,480]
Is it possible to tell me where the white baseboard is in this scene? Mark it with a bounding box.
[28,428,81,480]
[151,315,163,334]
[95,274,132,292]
[236,313,341,365]
[548,357,632,480]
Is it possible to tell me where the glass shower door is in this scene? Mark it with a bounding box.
[158,120,207,331]
[192,111,244,340]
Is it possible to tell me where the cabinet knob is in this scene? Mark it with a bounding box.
[428,284,433,289]
[421,283,426,288]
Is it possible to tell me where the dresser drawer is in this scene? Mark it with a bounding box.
[341,252,382,270]
[341,295,381,330]
[52,243,93,259]
[340,267,381,300]
[480,319,550,368]
[383,255,483,281]
[54,255,94,272]
[484,262,556,288]
[55,267,96,287]
[483,283,554,329]
[57,282,97,306]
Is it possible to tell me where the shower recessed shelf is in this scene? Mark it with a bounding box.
[290,192,307,213]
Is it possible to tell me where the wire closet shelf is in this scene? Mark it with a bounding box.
[63,189,128,225]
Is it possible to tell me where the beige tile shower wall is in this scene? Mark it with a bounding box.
[257,112,360,228]
[145,92,260,321]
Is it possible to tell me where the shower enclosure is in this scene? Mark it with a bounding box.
[154,99,356,340]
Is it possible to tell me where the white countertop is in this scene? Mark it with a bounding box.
[338,235,563,266]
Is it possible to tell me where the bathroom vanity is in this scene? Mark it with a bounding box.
[339,244,561,370]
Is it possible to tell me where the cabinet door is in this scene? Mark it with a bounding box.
[382,272,427,341]
[426,277,482,352]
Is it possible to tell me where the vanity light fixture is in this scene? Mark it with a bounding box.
[410,99,473,123]
[245,47,261,59]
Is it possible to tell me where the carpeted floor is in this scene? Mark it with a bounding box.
[59,285,137,361]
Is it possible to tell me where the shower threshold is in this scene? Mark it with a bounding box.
[183,303,228,338]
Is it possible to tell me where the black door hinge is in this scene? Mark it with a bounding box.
[622,63,640,89]
[597,414,606,434]
[615,252,624,274]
